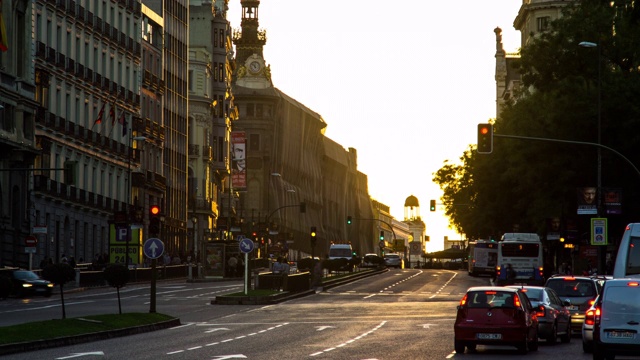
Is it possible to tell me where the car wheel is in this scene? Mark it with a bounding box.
[593,348,605,360]
[582,340,592,353]
[529,336,539,352]
[466,343,476,352]
[546,323,558,344]
[454,340,465,354]
[516,336,529,354]
[560,324,571,343]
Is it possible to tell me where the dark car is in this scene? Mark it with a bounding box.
[454,286,539,354]
[0,268,54,298]
[508,285,572,344]
[545,275,605,332]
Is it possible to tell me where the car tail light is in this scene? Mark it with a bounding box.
[460,293,468,306]
[594,307,602,326]
[513,294,521,308]
[563,277,576,281]
[535,305,546,318]
[628,281,639,287]
[588,298,596,307]
[585,309,595,326]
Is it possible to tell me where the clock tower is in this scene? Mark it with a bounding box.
[233,0,271,88]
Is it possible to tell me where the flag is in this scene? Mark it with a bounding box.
[0,7,7,52]
[109,105,115,125]
[122,116,128,137]
[117,111,127,136]
[94,103,106,125]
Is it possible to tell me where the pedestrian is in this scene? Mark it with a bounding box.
[278,257,290,291]
[505,263,516,281]
[227,255,238,277]
[312,257,324,292]
[272,257,284,290]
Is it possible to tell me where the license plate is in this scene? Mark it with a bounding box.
[606,331,635,339]
[477,333,502,340]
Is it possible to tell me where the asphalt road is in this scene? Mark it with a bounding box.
[0,269,607,359]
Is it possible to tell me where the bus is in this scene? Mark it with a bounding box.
[495,233,545,285]
[467,240,498,277]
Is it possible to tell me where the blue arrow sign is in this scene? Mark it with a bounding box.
[239,237,255,254]
[143,238,164,259]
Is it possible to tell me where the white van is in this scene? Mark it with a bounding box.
[612,223,640,278]
[592,278,640,359]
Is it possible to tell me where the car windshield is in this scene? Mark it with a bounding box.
[14,270,39,280]
[522,288,543,301]
[329,249,351,258]
[547,279,596,297]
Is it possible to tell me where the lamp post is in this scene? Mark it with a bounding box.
[126,134,146,267]
[580,40,605,273]
[579,41,602,213]
[192,216,198,263]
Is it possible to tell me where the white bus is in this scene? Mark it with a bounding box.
[495,233,545,285]
[467,240,498,277]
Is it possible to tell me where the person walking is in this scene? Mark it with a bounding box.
[312,257,324,292]
[272,257,284,291]
[227,255,238,277]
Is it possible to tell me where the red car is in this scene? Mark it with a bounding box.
[454,286,539,354]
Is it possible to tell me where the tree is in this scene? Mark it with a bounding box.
[103,264,130,314]
[434,0,640,239]
[42,263,76,319]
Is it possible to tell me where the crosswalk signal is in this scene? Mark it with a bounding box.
[477,123,493,154]
[430,200,436,212]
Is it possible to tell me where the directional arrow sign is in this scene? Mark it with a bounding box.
[56,352,105,359]
[143,238,164,259]
[315,326,335,331]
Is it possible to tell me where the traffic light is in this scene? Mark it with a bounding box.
[379,231,384,240]
[310,226,317,247]
[430,199,436,212]
[477,123,493,154]
[347,216,352,225]
[149,205,161,236]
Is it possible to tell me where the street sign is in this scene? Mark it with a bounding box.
[239,238,255,253]
[25,235,38,247]
[143,238,164,259]
[32,226,47,234]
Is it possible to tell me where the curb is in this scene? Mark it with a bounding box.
[0,318,181,356]
[212,268,387,305]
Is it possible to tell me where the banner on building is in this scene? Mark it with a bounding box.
[231,131,246,190]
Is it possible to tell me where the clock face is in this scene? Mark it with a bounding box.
[249,61,261,73]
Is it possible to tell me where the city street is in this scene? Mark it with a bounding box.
[0,269,599,359]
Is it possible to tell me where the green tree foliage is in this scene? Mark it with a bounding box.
[42,263,76,319]
[434,0,640,239]
[104,264,130,314]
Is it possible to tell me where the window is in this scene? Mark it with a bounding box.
[537,16,550,32]
[249,133,260,152]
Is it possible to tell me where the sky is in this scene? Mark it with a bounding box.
[227,1,523,252]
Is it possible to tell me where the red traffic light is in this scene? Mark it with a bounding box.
[150,205,160,215]
[477,123,493,154]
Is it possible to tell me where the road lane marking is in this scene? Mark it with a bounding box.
[309,321,387,357]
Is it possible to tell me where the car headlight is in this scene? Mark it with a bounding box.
[22,283,33,288]
[47,283,54,288]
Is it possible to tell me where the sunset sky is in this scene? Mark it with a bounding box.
[227,1,523,252]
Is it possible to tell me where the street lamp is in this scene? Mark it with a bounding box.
[579,41,602,213]
[126,134,146,267]
[191,216,198,263]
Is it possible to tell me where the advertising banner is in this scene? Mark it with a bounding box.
[231,131,246,190]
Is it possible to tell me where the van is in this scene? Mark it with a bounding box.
[592,278,640,359]
[612,223,640,278]
[328,244,354,272]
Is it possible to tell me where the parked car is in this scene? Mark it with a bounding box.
[582,295,599,353]
[592,279,640,360]
[454,286,539,354]
[383,254,402,268]
[0,268,54,298]
[508,285,572,344]
[545,275,605,333]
